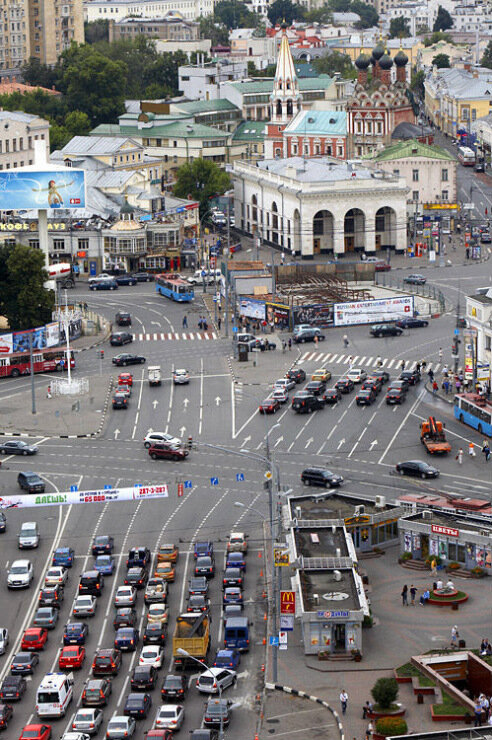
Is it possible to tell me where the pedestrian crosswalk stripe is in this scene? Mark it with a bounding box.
[131,331,217,342]
[359,357,366,365]
[189,333,194,340]
[433,363,440,373]
[409,361,417,370]
[351,356,359,365]
[380,358,388,367]
[153,333,158,341]
[387,359,395,368]
[366,357,373,366]
[299,349,443,374]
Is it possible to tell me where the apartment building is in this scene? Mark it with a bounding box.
[108,13,199,42]
[0,111,50,170]
[85,0,215,23]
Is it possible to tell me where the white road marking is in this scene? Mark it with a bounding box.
[378,386,425,465]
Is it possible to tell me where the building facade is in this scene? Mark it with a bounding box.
[233,157,408,258]
[178,59,248,102]
[465,290,492,380]
[108,13,199,41]
[424,67,492,136]
[283,110,347,160]
[0,111,50,170]
[84,0,214,22]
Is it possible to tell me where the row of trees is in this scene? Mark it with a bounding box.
[389,6,453,38]
[0,245,54,330]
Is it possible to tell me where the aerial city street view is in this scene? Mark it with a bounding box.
[1,4,492,740]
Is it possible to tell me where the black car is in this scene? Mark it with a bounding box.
[292,328,325,344]
[388,379,409,393]
[114,607,138,630]
[292,392,324,413]
[301,467,343,488]
[0,703,13,729]
[79,570,104,597]
[127,547,151,568]
[124,567,149,589]
[112,354,146,367]
[0,675,26,701]
[161,674,187,702]
[0,440,38,455]
[110,332,133,347]
[361,378,382,394]
[222,568,243,589]
[395,460,440,479]
[131,665,158,691]
[305,380,326,396]
[17,471,45,493]
[396,317,429,329]
[115,275,137,286]
[10,651,39,674]
[356,389,376,406]
[132,272,154,282]
[143,622,167,646]
[124,692,152,718]
[191,731,218,740]
[188,577,209,596]
[386,388,406,405]
[92,535,114,556]
[39,584,64,608]
[64,622,89,645]
[404,274,426,285]
[399,370,421,386]
[187,594,210,613]
[0,512,5,533]
[116,312,132,326]
[89,279,118,291]
[370,324,403,338]
[82,678,112,707]
[285,368,306,384]
[334,378,354,393]
[367,370,390,384]
[323,388,341,404]
[203,698,232,728]
[112,393,129,409]
[194,556,215,579]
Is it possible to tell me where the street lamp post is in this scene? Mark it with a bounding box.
[176,648,225,740]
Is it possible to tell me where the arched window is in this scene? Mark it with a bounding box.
[287,99,293,116]
[276,100,282,117]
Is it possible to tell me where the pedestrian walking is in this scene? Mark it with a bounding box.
[422,359,427,371]
[343,334,349,348]
[466,246,470,260]
[431,558,437,576]
[409,584,417,605]
[443,379,450,394]
[401,584,408,606]
[288,338,292,351]
[376,355,382,367]
[474,699,483,726]
[456,448,463,465]
[432,380,438,395]
[280,252,285,265]
[198,317,203,330]
[482,442,491,462]
[362,700,372,719]
[182,315,188,329]
[314,335,318,346]
[348,355,354,366]
[451,625,459,647]
[340,690,348,715]
[282,340,287,353]
[428,368,434,381]
[469,442,476,457]
[366,720,374,740]
[218,317,222,331]
[416,362,421,373]
[439,347,443,363]
[46,385,52,399]
[401,359,406,371]
[203,319,208,331]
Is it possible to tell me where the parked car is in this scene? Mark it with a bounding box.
[395,460,439,479]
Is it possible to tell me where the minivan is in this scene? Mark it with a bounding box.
[292,392,324,413]
[79,570,104,597]
[17,471,45,493]
[223,617,249,652]
[18,522,39,549]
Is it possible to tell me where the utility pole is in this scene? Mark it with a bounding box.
[29,331,36,415]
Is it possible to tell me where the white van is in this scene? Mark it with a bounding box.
[18,521,39,549]
[36,672,74,717]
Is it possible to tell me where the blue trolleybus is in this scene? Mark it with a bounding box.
[155,274,194,303]
[454,393,492,437]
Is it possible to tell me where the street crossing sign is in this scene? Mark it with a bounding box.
[210,477,219,486]
[70,485,78,492]
[269,636,279,646]
[184,481,192,489]
[236,473,245,482]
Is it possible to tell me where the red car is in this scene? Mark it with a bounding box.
[19,725,51,740]
[21,628,48,651]
[144,731,173,740]
[258,397,280,414]
[58,645,86,670]
[374,261,391,272]
[148,444,188,461]
[118,372,133,387]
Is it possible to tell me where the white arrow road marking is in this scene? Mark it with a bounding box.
[114,429,120,439]
[337,438,345,450]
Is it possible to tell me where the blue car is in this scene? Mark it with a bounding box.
[194,541,214,559]
[63,622,89,645]
[94,555,115,575]
[213,649,240,669]
[225,552,246,571]
[115,627,139,652]
[52,547,75,568]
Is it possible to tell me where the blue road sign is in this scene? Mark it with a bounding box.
[70,485,78,492]
[104,484,112,490]
[269,636,279,646]
[210,477,219,486]
[236,473,245,482]
[201,270,207,277]
[184,480,193,489]
[232,326,238,333]
[454,328,460,336]
[213,296,218,302]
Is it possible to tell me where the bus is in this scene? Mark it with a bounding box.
[0,348,75,379]
[155,274,194,303]
[457,146,476,166]
[454,393,492,436]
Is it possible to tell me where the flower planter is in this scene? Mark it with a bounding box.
[430,706,469,722]
[394,669,412,684]
[368,706,406,720]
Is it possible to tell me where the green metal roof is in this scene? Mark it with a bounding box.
[284,110,346,137]
[173,99,240,114]
[232,121,266,141]
[227,74,332,95]
[370,140,456,162]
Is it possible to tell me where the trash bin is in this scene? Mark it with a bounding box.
[417,694,424,705]
[459,639,466,649]
[237,343,248,362]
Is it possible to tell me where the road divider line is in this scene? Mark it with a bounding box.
[378,386,425,465]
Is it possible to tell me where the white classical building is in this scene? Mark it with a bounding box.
[233,157,408,258]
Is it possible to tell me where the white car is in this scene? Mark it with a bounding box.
[114,586,137,607]
[173,369,189,385]
[7,559,33,589]
[0,628,9,654]
[346,368,367,383]
[106,715,136,739]
[147,603,169,624]
[72,707,104,735]
[45,566,69,586]
[153,704,185,731]
[196,667,237,694]
[88,273,113,284]
[62,734,91,740]
[73,595,97,617]
[274,378,295,392]
[143,432,181,449]
[272,388,288,404]
[139,645,164,668]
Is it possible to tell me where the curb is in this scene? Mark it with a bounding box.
[265,682,344,740]
[73,321,112,354]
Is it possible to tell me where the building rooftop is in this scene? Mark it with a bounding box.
[225,74,332,95]
[232,121,266,142]
[92,119,227,140]
[172,98,239,114]
[426,67,492,101]
[256,156,374,182]
[61,136,142,156]
[295,526,349,560]
[371,139,455,162]
[0,110,46,123]
[283,110,347,137]
[392,121,433,141]
[300,568,360,612]
[402,510,492,536]
[289,492,397,521]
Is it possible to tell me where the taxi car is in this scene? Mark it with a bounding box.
[311,368,331,382]
[154,561,175,582]
[157,544,179,563]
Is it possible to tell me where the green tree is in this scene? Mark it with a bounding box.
[60,45,126,125]
[0,245,54,330]
[481,40,492,69]
[433,5,453,31]
[410,69,425,99]
[432,52,450,68]
[267,0,305,26]
[371,678,399,711]
[351,0,378,28]
[20,57,59,90]
[173,159,230,218]
[304,4,332,23]
[213,0,258,28]
[313,51,355,78]
[198,16,229,47]
[48,122,70,151]
[330,0,351,11]
[65,110,91,136]
[84,20,109,43]
[424,30,453,46]
[389,16,410,38]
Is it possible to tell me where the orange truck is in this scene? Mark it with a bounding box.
[420,416,451,454]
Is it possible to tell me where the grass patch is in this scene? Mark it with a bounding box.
[396,662,420,678]
[373,703,400,713]
[416,676,436,687]
[428,590,467,602]
[433,692,468,716]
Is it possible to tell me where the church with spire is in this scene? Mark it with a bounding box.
[346,36,415,158]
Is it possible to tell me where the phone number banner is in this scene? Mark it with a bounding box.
[0,484,168,510]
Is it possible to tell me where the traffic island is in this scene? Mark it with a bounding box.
[427,588,469,608]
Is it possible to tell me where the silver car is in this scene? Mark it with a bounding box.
[114,586,137,607]
[0,628,8,654]
[153,704,185,731]
[106,715,136,739]
[7,559,33,589]
[45,566,69,586]
[33,608,58,630]
[72,708,103,735]
[73,595,97,617]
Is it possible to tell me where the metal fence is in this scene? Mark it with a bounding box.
[375,274,447,313]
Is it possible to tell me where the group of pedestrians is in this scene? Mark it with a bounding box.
[473,693,492,727]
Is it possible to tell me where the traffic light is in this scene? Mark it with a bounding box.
[451,338,460,357]
[99,350,104,359]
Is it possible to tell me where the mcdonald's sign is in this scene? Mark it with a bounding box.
[280,590,296,615]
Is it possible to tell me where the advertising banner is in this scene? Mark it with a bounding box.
[334,296,414,327]
[273,544,290,567]
[239,297,265,321]
[266,302,290,330]
[0,483,169,510]
[280,591,296,615]
[0,170,86,210]
[13,326,45,352]
[0,333,13,355]
[45,322,60,348]
[60,318,82,343]
[293,304,334,328]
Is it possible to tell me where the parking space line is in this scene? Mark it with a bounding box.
[270,723,336,737]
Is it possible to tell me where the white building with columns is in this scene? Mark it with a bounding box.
[233,157,408,258]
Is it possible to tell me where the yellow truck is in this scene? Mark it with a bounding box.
[173,612,210,670]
